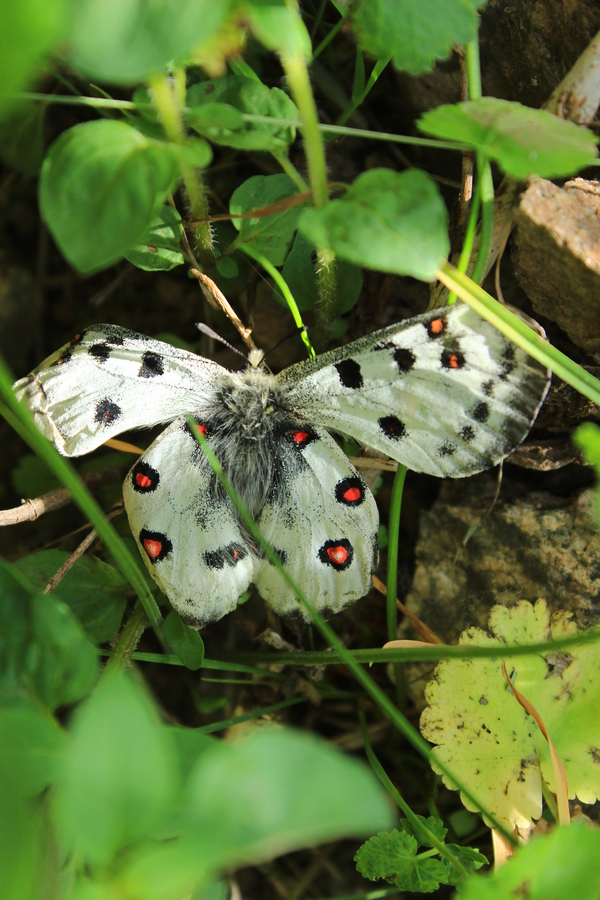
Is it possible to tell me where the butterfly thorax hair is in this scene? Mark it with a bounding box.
[201,365,303,518]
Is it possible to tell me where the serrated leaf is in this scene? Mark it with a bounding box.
[399,814,447,847]
[66,0,231,84]
[419,98,598,178]
[355,830,449,892]
[299,168,449,282]
[124,205,186,272]
[443,844,487,886]
[163,611,205,670]
[187,76,298,152]
[351,0,483,76]
[39,119,180,273]
[230,174,301,266]
[420,599,600,829]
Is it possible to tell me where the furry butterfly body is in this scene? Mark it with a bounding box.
[14,304,550,628]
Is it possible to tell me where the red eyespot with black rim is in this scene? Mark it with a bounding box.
[334,476,365,507]
[318,539,354,571]
[426,317,447,338]
[140,528,172,564]
[284,425,317,450]
[131,460,160,493]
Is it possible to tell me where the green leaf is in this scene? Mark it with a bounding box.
[124,205,186,272]
[168,726,216,784]
[163,611,205,670]
[443,844,487,886]
[0,772,41,900]
[573,422,600,521]
[243,0,312,58]
[399,814,447,848]
[0,0,66,111]
[0,559,32,688]
[53,673,178,866]
[29,593,98,709]
[230,174,301,266]
[355,830,449,892]
[187,75,298,151]
[15,550,128,643]
[276,230,362,313]
[351,0,483,75]
[299,168,449,282]
[457,821,600,900]
[419,98,598,178]
[39,119,180,273]
[66,0,231,84]
[11,453,59,499]
[0,103,46,175]
[0,700,67,797]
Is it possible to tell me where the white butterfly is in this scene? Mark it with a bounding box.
[14,304,550,628]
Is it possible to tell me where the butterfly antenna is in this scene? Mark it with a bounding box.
[195,322,247,361]
[262,326,310,363]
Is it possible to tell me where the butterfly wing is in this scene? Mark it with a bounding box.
[13,325,227,456]
[123,418,254,628]
[278,304,550,478]
[253,425,378,619]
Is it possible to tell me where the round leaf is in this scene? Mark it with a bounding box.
[39,120,180,273]
[299,168,449,282]
[163,611,205,670]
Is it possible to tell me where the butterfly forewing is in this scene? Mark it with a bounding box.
[254,427,378,619]
[123,418,254,628]
[13,325,227,456]
[278,305,550,478]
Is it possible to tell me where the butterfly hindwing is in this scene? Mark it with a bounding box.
[13,325,227,456]
[254,425,379,620]
[123,418,253,628]
[278,305,550,478]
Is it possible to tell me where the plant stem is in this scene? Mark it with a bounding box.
[464,40,494,285]
[104,603,150,675]
[148,73,213,268]
[387,465,408,706]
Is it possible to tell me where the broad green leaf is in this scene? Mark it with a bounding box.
[163,611,205,670]
[399,815,447,848]
[15,550,128,643]
[299,168,449,282]
[0,0,66,111]
[124,205,186,272]
[168,727,216,784]
[0,773,40,900]
[420,599,600,829]
[0,559,34,689]
[66,0,231,84]
[443,845,487,886]
[30,593,98,709]
[187,76,298,151]
[230,174,301,266]
[276,230,362,313]
[0,700,67,797]
[39,119,180,273]
[351,0,483,75]
[573,422,600,521]
[0,103,45,175]
[243,0,312,58]
[11,453,59,498]
[458,821,600,900]
[355,830,449,892]
[419,99,598,178]
[121,726,394,896]
[53,674,178,866]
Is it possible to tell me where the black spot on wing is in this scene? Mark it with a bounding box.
[71,332,85,345]
[335,359,363,389]
[318,538,353,571]
[460,424,476,442]
[139,351,164,378]
[393,348,416,373]
[105,335,124,346]
[379,415,407,440]
[95,398,121,425]
[335,476,366,507]
[441,349,466,370]
[140,528,172,564]
[438,442,456,457]
[473,401,490,423]
[482,379,495,397]
[266,547,288,566]
[204,543,248,569]
[88,343,111,362]
[54,350,72,367]
[131,460,160,493]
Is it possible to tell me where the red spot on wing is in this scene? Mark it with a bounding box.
[343,486,361,502]
[195,423,208,437]
[292,430,310,445]
[448,353,459,369]
[136,473,152,489]
[327,544,349,565]
[143,538,162,559]
[430,318,444,334]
